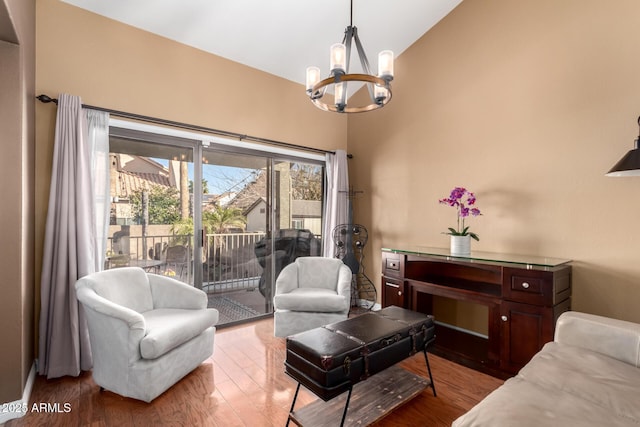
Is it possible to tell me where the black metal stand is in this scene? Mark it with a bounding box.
[286,384,354,427]
[423,349,437,397]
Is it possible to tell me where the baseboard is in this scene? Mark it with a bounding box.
[0,361,36,425]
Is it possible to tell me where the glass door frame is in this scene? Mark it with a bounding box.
[109,119,327,301]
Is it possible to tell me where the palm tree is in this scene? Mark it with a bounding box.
[203,205,246,234]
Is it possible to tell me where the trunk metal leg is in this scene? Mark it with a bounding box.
[286,382,302,426]
[423,349,437,397]
[339,386,353,427]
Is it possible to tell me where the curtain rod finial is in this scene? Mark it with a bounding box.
[36,94,58,104]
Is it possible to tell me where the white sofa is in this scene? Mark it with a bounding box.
[273,256,351,337]
[75,267,219,402]
[453,311,640,427]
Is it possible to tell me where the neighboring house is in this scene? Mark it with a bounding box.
[242,198,322,235]
[203,191,237,208]
[109,153,175,225]
[228,168,321,233]
[291,200,322,236]
[243,198,267,232]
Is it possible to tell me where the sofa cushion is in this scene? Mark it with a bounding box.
[274,288,346,312]
[518,342,640,423]
[140,308,219,359]
[453,375,638,427]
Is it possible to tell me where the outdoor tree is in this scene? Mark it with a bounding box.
[130,186,180,224]
[203,205,246,234]
[189,178,210,194]
[290,164,323,200]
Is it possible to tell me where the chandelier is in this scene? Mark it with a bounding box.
[305,0,394,113]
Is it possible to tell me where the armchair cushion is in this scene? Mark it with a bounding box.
[274,288,347,312]
[148,273,208,309]
[141,308,219,359]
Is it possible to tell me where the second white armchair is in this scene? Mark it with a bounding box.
[273,257,352,337]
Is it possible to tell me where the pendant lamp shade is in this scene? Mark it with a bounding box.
[606,117,640,177]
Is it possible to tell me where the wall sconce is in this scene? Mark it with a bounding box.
[606,116,640,177]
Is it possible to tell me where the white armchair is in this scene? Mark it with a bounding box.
[75,267,219,402]
[273,257,351,337]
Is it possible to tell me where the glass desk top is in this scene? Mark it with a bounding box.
[382,246,571,269]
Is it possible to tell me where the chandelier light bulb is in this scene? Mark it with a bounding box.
[330,43,346,75]
[335,82,347,109]
[306,66,321,93]
[378,50,394,80]
[374,84,388,103]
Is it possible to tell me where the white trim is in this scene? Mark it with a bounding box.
[434,320,489,339]
[0,361,36,424]
[108,118,326,162]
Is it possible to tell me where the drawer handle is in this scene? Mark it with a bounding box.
[389,262,398,268]
[386,282,400,288]
[398,291,402,296]
[522,282,530,289]
[501,315,508,322]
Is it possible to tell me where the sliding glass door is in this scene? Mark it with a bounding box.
[105,125,325,326]
[200,149,325,323]
[106,135,195,283]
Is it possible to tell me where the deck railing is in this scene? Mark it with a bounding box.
[106,232,267,293]
[106,231,322,294]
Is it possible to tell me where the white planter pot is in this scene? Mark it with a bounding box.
[450,235,471,256]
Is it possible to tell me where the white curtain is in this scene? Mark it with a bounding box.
[87,109,111,270]
[38,94,110,378]
[322,150,349,257]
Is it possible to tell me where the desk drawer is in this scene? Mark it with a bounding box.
[382,252,404,278]
[503,267,570,306]
[511,276,543,295]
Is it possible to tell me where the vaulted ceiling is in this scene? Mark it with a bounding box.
[60,0,462,86]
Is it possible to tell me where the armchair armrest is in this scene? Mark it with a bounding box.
[147,273,207,309]
[275,261,299,296]
[555,311,640,367]
[336,265,352,311]
[76,287,145,330]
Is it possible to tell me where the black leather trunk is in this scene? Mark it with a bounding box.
[285,306,435,401]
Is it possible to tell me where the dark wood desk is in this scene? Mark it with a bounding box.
[381,247,571,378]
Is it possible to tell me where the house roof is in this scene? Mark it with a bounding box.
[115,170,172,199]
[227,171,267,211]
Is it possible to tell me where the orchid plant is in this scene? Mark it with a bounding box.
[439,187,482,241]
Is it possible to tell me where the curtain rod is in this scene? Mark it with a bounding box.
[36,94,352,158]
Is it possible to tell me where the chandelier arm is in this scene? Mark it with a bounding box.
[344,26,354,74]
[351,27,377,103]
[352,28,372,75]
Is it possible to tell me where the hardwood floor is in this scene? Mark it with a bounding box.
[7,317,503,427]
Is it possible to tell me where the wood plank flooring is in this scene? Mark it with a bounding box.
[6,317,503,427]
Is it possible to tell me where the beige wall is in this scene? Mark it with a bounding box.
[349,0,640,324]
[35,0,346,323]
[29,0,640,390]
[0,0,35,404]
